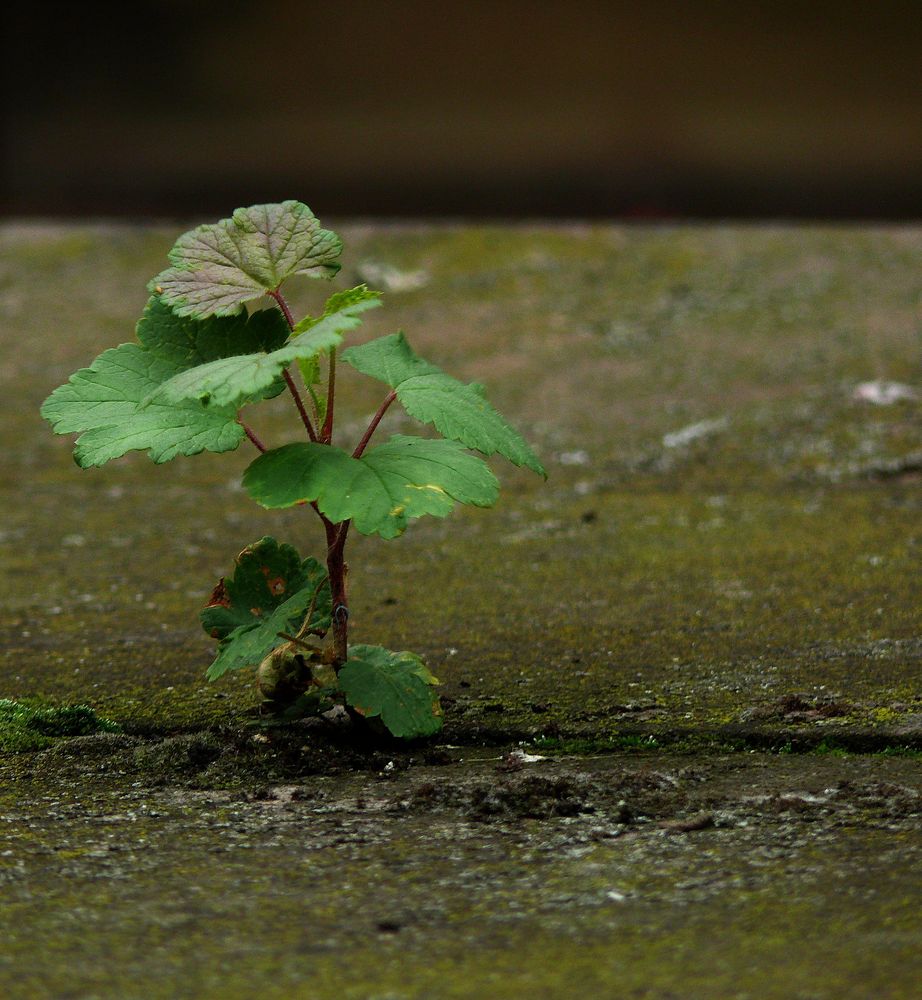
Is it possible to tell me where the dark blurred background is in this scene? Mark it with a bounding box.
[4,0,922,219]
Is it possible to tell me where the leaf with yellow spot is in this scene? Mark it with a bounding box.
[242,435,499,539]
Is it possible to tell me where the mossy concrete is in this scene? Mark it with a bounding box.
[2,748,920,998]
[1,222,920,996]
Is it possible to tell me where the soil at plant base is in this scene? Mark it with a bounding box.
[1,223,920,998]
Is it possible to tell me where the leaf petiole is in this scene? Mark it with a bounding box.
[239,420,268,453]
[308,384,324,424]
[267,287,297,330]
[282,369,319,442]
[267,287,320,442]
[353,390,397,459]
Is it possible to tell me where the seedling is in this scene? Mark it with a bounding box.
[42,202,545,739]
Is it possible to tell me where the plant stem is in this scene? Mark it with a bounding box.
[324,519,350,666]
[267,288,319,442]
[353,390,397,458]
[239,421,267,452]
[282,370,318,442]
[267,287,296,329]
[276,632,317,653]
[321,348,336,443]
[268,287,348,663]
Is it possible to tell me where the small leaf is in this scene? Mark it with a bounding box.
[242,435,499,538]
[342,332,545,476]
[202,537,331,681]
[146,286,381,412]
[206,596,315,681]
[339,645,442,739]
[291,284,382,338]
[41,298,288,467]
[297,355,321,389]
[151,201,343,318]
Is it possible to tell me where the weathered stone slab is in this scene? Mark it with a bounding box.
[2,748,921,998]
[1,223,918,745]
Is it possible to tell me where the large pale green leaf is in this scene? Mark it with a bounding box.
[151,201,343,318]
[41,298,288,467]
[147,286,382,411]
[341,332,545,476]
[339,644,442,739]
[202,537,331,681]
[242,435,499,538]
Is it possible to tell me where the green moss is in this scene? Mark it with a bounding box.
[874,745,922,760]
[813,738,850,757]
[1,748,920,999]
[0,698,119,752]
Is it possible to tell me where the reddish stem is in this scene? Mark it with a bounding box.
[267,287,350,664]
[324,518,350,666]
[321,348,336,443]
[267,288,318,441]
[282,370,318,442]
[240,421,267,453]
[267,287,296,329]
[352,390,398,458]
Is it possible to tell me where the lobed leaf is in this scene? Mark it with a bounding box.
[41,298,288,467]
[151,201,343,318]
[341,332,546,476]
[339,645,442,739]
[242,435,499,538]
[147,286,381,411]
[202,537,331,681]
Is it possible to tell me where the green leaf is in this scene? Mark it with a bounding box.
[206,594,316,681]
[342,333,545,476]
[297,355,321,390]
[339,645,442,739]
[291,284,382,338]
[341,330,440,384]
[242,435,499,538]
[293,286,382,422]
[151,201,343,318]
[146,286,382,412]
[138,298,290,361]
[144,324,340,411]
[1,699,121,751]
[202,537,331,681]
[41,298,288,467]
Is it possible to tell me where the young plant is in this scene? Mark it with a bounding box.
[41,201,545,739]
